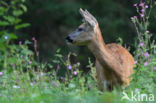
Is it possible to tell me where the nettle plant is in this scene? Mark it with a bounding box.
[130,0,156,91]
[51,49,97,90]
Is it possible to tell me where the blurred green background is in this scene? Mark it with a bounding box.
[18,0,156,66]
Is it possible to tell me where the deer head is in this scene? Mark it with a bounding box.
[66,8,99,45]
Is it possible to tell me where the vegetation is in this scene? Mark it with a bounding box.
[0,0,156,103]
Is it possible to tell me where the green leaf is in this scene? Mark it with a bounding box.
[21,0,26,2]
[53,60,60,63]
[0,12,4,16]
[0,1,8,6]
[20,4,27,12]
[56,49,61,53]
[3,16,15,24]
[8,57,17,63]
[24,40,32,45]
[15,18,22,24]
[10,33,18,39]
[48,64,53,69]
[0,21,9,26]
[13,10,23,16]
[55,54,63,58]
[15,23,30,30]
[0,7,6,16]
[3,33,18,40]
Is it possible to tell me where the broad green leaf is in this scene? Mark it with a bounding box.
[10,33,18,39]
[55,54,63,58]
[0,21,9,26]
[0,7,6,16]
[24,40,32,45]
[3,16,15,24]
[0,1,8,6]
[20,4,27,12]
[15,23,30,30]
[56,49,61,53]
[11,0,18,5]
[15,18,22,24]
[0,12,4,16]
[13,10,23,16]
[52,60,60,63]
[0,6,7,12]
[21,0,26,2]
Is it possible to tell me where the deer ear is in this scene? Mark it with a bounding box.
[79,8,98,27]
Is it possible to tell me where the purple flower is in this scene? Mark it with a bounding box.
[57,64,60,70]
[32,37,35,41]
[144,52,149,58]
[153,67,156,70]
[88,84,91,89]
[73,71,77,76]
[139,42,144,46]
[29,61,32,64]
[146,30,149,33]
[20,55,23,58]
[0,72,3,76]
[141,9,145,13]
[140,14,144,18]
[133,4,137,7]
[19,41,22,45]
[133,16,137,19]
[68,65,72,70]
[4,36,8,40]
[145,5,148,8]
[134,61,138,64]
[45,86,48,89]
[139,2,144,7]
[60,76,63,80]
[144,62,148,66]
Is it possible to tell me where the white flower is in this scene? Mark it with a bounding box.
[30,82,34,86]
[69,83,76,88]
[13,85,20,89]
[4,36,8,40]
[40,72,44,76]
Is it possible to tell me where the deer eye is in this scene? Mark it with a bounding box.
[78,28,83,31]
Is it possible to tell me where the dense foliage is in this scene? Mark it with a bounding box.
[0,0,156,103]
[21,0,156,62]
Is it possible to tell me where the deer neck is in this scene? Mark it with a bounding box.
[88,27,108,62]
[87,27,123,80]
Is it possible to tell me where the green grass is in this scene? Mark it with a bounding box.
[0,70,125,103]
[0,56,156,103]
[0,40,155,103]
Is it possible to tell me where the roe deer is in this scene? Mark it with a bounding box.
[66,8,134,91]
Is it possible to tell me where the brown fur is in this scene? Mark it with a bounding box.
[67,9,134,91]
[88,27,134,91]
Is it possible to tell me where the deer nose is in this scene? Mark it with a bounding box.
[66,36,73,43]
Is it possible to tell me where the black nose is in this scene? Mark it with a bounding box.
[66,36,73,43]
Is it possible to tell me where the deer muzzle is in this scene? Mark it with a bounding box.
[65,36,73,43]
